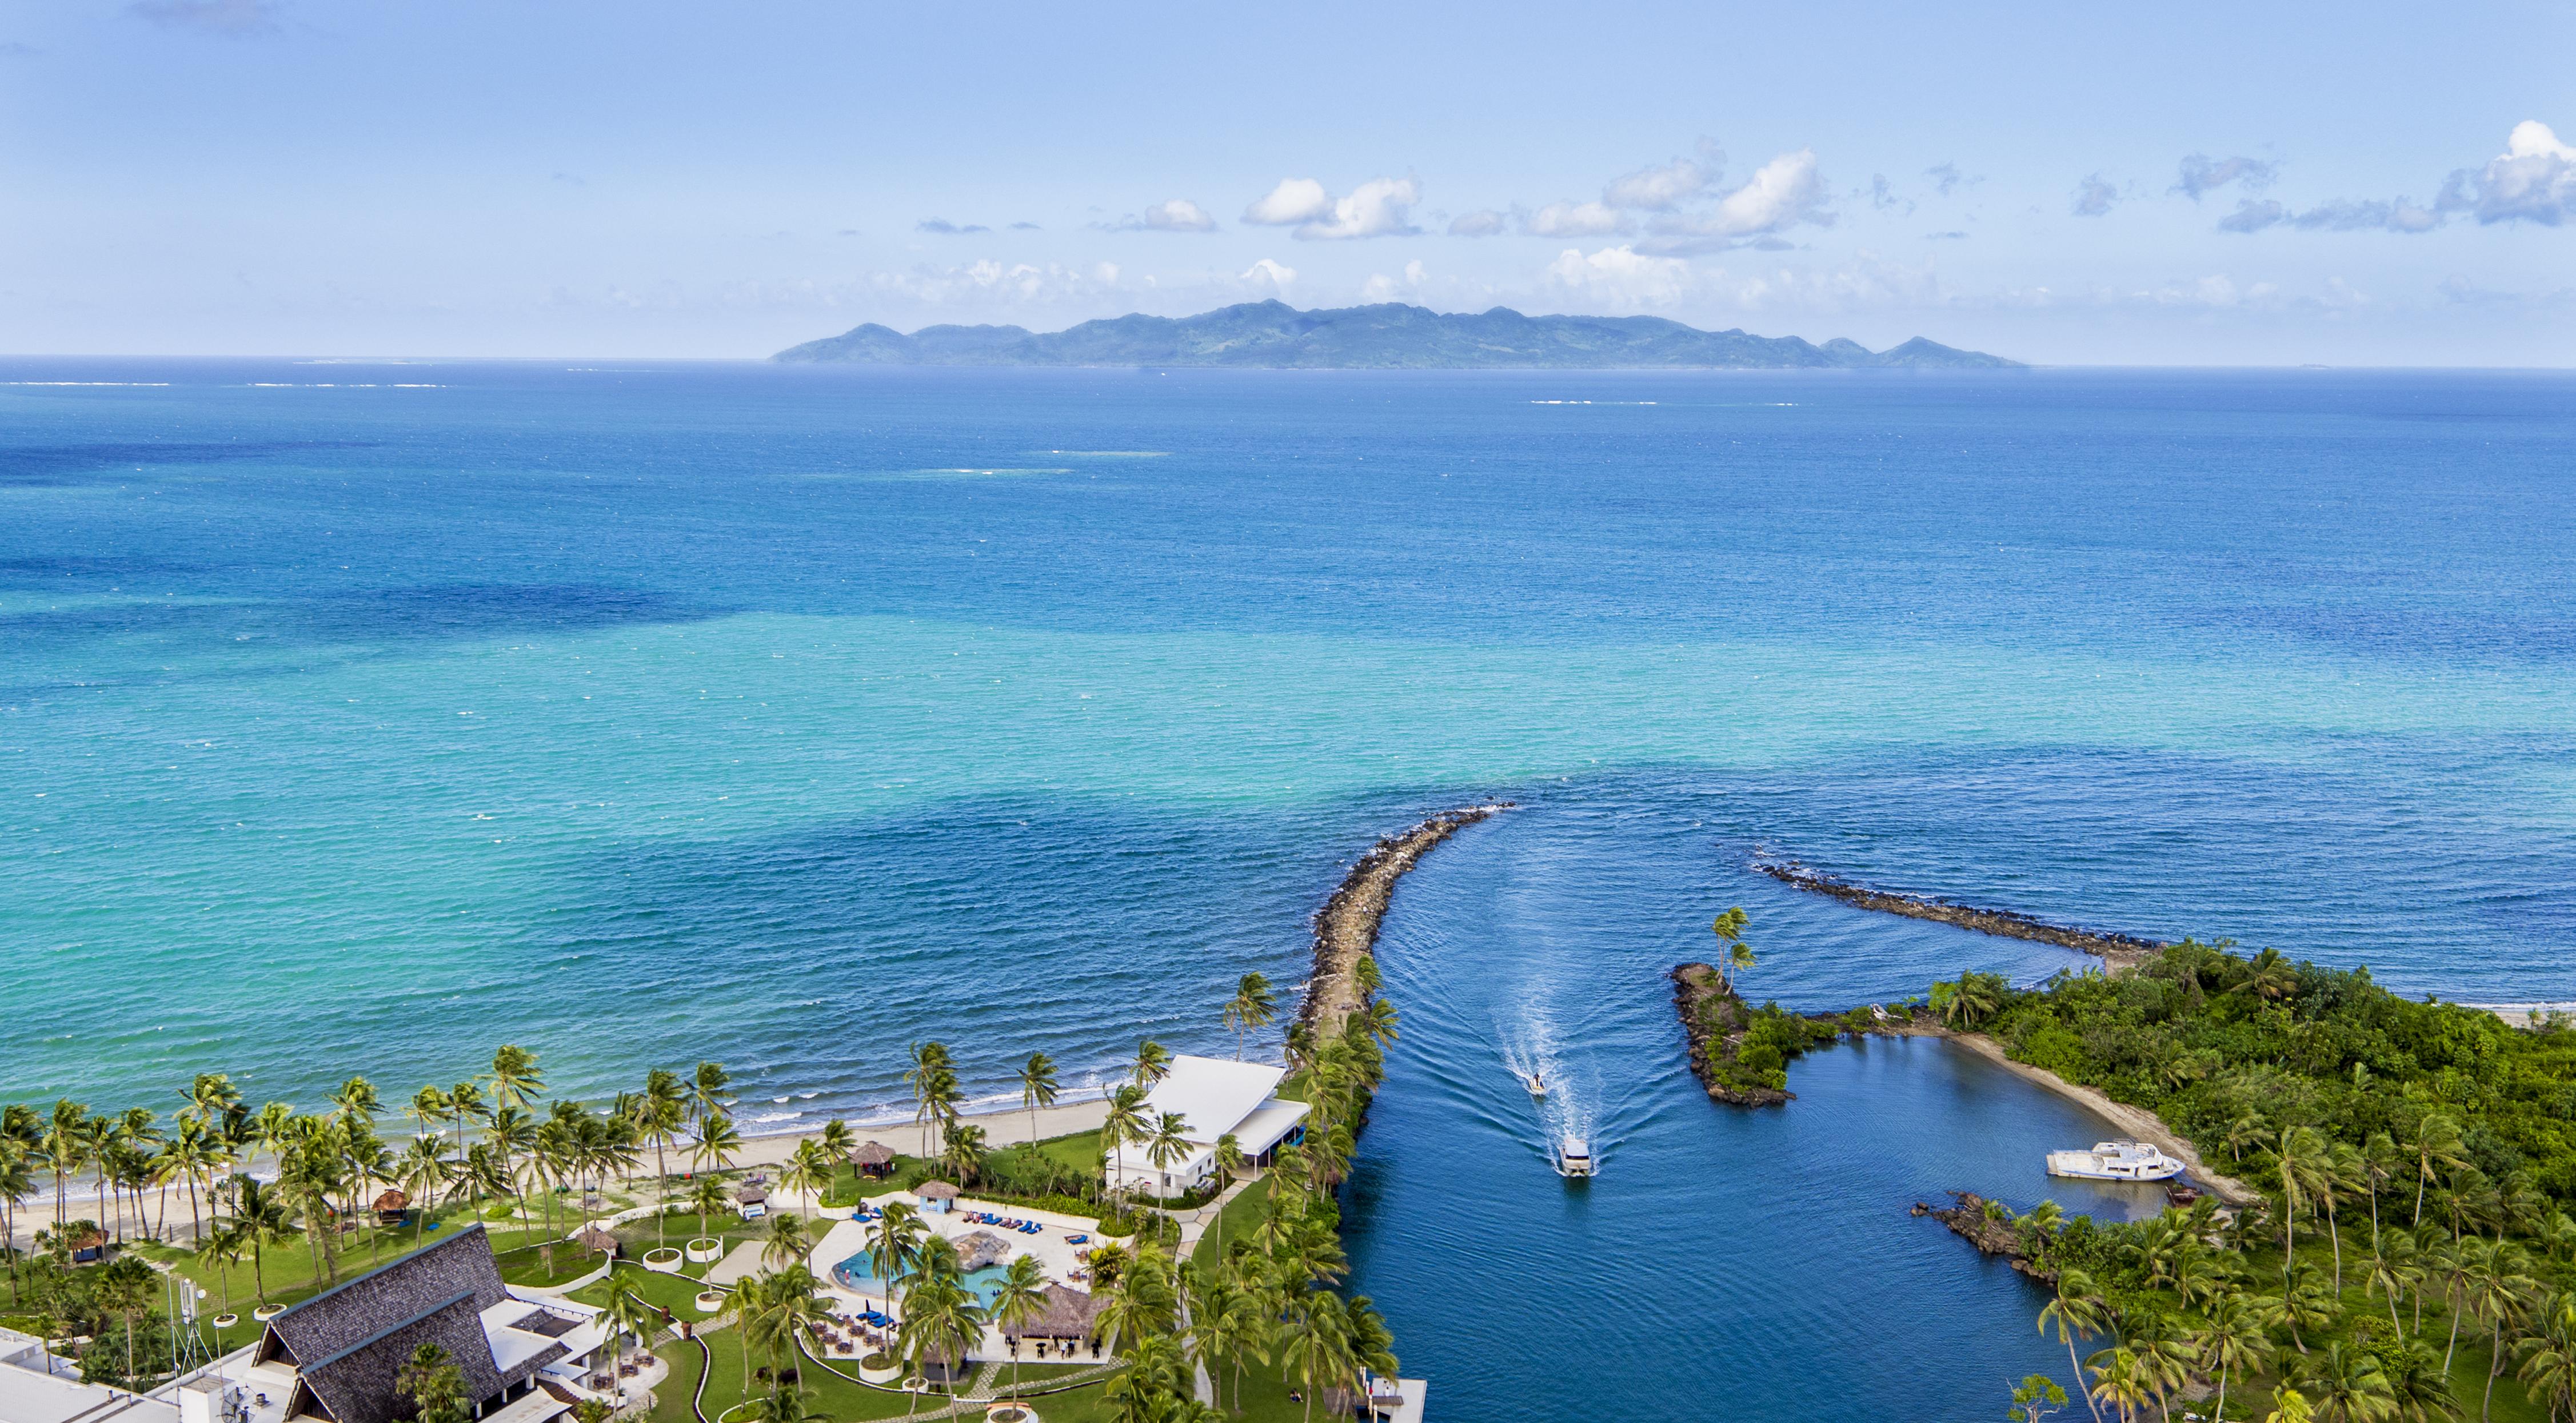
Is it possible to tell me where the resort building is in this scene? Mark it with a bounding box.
[0,1325,180,1423]
[1107,1055,1310,1198]
[193,1225,616,1423]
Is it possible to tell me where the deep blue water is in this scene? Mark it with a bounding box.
[6,360,2574,1418]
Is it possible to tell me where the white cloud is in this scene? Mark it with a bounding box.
[1448,209,1509,237]
[2071,174,2118,217]
[1244,176,1422,238]
[2443,120,2576,225]
[1100,200,1217,233]
[1241,258,1297,292]
[2172,154,2278,200]
[1544,245,1696,308]
[1299,177,1423,240]
[1243,178,1335,226]
[1603,154,1716,210]
[2218,195,2439,234]
[1643,149,1834,252]
[1525,200,1628,237]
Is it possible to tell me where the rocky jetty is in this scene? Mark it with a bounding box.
[1671,962,1794,1107]
[1923,1191,2051,1279]
[1301,805,1508,1036]
[1757,861,2167,972]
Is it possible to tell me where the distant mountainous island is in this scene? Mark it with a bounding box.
[773,301,2020,370]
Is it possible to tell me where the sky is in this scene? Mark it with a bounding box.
[3,0,2573,364]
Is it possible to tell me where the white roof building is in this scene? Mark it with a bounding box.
[1108,1055,1311,1198]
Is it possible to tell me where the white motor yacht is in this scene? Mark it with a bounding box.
[2046,1139,2186,1182]
[1555,1135,1595,1179]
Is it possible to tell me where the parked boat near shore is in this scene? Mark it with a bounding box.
[2045,1140,2184,1182]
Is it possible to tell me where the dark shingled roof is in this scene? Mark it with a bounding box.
[257,1223,562,1423]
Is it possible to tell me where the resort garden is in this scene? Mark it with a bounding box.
[0,967,1405,1422]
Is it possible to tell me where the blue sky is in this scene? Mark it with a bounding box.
[4,0,2572,363]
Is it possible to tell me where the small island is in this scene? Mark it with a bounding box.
[773,300,2020,370]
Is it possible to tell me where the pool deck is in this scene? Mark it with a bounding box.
[806,1189,1110,1359]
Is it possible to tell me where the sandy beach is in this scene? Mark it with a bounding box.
[1944,1031,2258,1206]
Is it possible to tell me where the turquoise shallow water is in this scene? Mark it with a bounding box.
[7,359,2574,1416]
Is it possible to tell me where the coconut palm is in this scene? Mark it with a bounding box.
[2409,1114,2469,1230]
[1101,1085,1149,1209]
[1197,1261,1276,1414]
[193,1221,246,1316]
[688,1175,732,1242]
[689,1062,734,1130]
[2196,1290,2271,1423]
[2371,1228,2426,1337]
[1275,1290,1355,1423]
[2458,1238,2538,1421]
[1348,999,1399,1051]
[894,1268,987,1405]
[745,1265,833,1391]
[1223,974,1278,1061]
[816,1118,857,1170]
[226,1173,294,1305]
[904,1045,952,1158]
[445,1082,490,1162]
[692,1113,743,1178]
[867,1201,926,1304]
[782,1140,834,1209]
[2361,1130,2402,1251]
[940,1122,988,1189]
[2514,1294,2576,1423]
[600,1270,660,1358]
[1709,907,1755,991]
[2275,1125,2333,1274]
[1132,1040,1173,1090]
[1213,1135,1248,1194]
[1935,971,2008,1030]
[2301,1341,2397,1423]
[2234,946,2299,1002]
[1017,1053,1059,1147]
[1144,1113,1191,1199]
[2281,1263,2343,1355]
[742,1385,824,1423]
[989,1253,1048,1393]
[2040,1269,2113,1423]
[2385,1341,2461,1423]
[2085,1345,2155,1423]
[761,1211,812,1271]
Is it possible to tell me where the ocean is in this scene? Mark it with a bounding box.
[6,358,2573,1417]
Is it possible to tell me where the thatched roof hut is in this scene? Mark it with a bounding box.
[999,1285,1100,1341]
[373,1189,409,1213]
[570,1225,620,1256]
[915,1180,959,1201]
[853,1142,896,1176]
[733,1183,769,1206]
[953,1230,1013,1271]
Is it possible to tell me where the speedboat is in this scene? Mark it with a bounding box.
[2046,1140,2185,1182]
[1555,1135,1595,1179]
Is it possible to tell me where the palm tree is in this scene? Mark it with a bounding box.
[600,1269,660,1359]
[1223,974,1277,1060]
[742,1385,824,1423]
[1936,972,2008,1030]
[489,1046,544,1116]
[677,1174,727,1242]
[1709,907,1755,991]
[2301,1341,2397,1423]
[2321,1140,2363,1292]
[866,1201,926,1304]
[693,1114,743,1178]
[1132,1040,1173,1090]
[41,1101,90,1239]
[2196,1291,2271,1423]
[1101,1085,1149,1209]
[782,1140,833,1210]
[2385,1342,2461,1423]
[2409,1114,2469,1230]
[227,1173,294,1305]
[193,1222,246,1316]
[155,1117,224,1246]
[1276,1291,1355,1423]
[2234,946,2299,1002]
[2459,1239,2538,1421]
[1213,1135,1248,1194]
[904,1045,951,1158]
[2362,1130,2403,1253]
[2085,1345,2155,1423]
[1197,1260,1276,1415]
[1348,1000,1399,1051]
[895,1268,988,1404]
[1017,1053,1059,1146]
[816,1119,857,1170]
[1144,1113,1191,1200]
[746,1264,833,1389]
[2371,1228,2426,1337]
[689,1062,734,1131]
[2274,1125,2332,1274]
[446,1082,490,1163]
[989,1254,1048,1394]
[2040,1269,2112,1423]
[2514,1294,2576,1423]
[761,1212,812,1271]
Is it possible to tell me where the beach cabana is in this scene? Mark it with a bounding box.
[853,1142,896,1179]
[914,1181,959,1214]
[570,1225,620,1258]
[372,1189,410,1225]
[998,1285,1100,1349]
[733,1183,769,1219]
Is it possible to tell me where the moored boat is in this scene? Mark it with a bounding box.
[2046,1139,2185,1182]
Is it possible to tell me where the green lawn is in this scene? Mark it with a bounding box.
[1190,1175,1276,1272]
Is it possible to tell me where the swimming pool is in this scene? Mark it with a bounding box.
[830,1248,1012,1308]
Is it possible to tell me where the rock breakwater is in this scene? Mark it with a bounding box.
[1301,805,1508,1034]
[1757,860,2167,972]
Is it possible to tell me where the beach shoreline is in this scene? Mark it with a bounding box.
[1939,1029,2258,1206]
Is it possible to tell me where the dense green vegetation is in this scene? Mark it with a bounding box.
[1928,942,2576,1422]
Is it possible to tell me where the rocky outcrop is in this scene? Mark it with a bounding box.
[1672,963,1794,1107]
[1923,1191,2051,1279]
[1757,861,2166,972]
